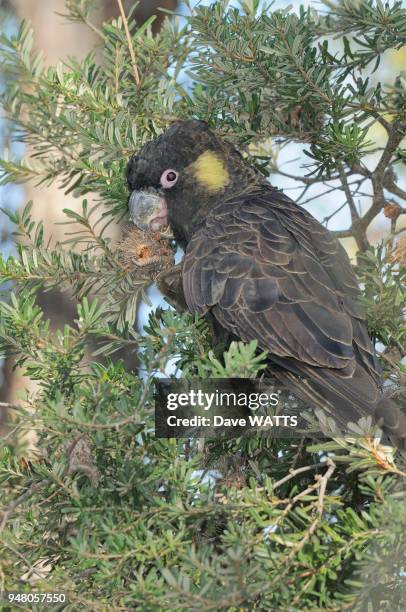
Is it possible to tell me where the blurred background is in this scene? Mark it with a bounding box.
[0,0,405,406]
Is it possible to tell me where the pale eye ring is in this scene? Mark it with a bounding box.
[160,169,179,188]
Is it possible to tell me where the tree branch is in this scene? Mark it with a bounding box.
[359,122,404,233]
[338,164,359,224]
[276,169,346,185]
[332,229,353,238]
[344,121,405,250]
[272,463,325,489]
[383,167,406,201]
[0,401,21,411]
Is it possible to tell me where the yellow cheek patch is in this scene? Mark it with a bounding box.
[189,150,229,193]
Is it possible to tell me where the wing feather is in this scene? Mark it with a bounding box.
[183,186,381,382]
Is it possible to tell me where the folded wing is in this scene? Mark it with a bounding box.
[183,186,381,390]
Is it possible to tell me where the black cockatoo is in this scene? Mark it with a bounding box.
[126,119,406,447]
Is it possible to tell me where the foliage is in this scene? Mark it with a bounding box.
[0,1,405,610]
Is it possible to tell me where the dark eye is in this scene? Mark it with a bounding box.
[160,169,179,188]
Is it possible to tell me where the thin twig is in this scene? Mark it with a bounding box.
[276,169,344,185]
[252,462,324,496]
[116,0,141,86]
[283,458,336,567]
[338,164,369,251]
[323,202,348,225]
[338,164,359,224]
[56,10,106,40]
[272,462,325,489]
[298,178,366,207]
[383,167,406,201]
[295,183,311,203]
[0,401,21,411]
[253,459,337,600]
[332,229,353,238]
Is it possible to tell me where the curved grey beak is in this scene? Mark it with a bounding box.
[128,189,167,232]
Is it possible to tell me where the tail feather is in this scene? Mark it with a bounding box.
[375,397,406,450]
[268,357,406,449]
